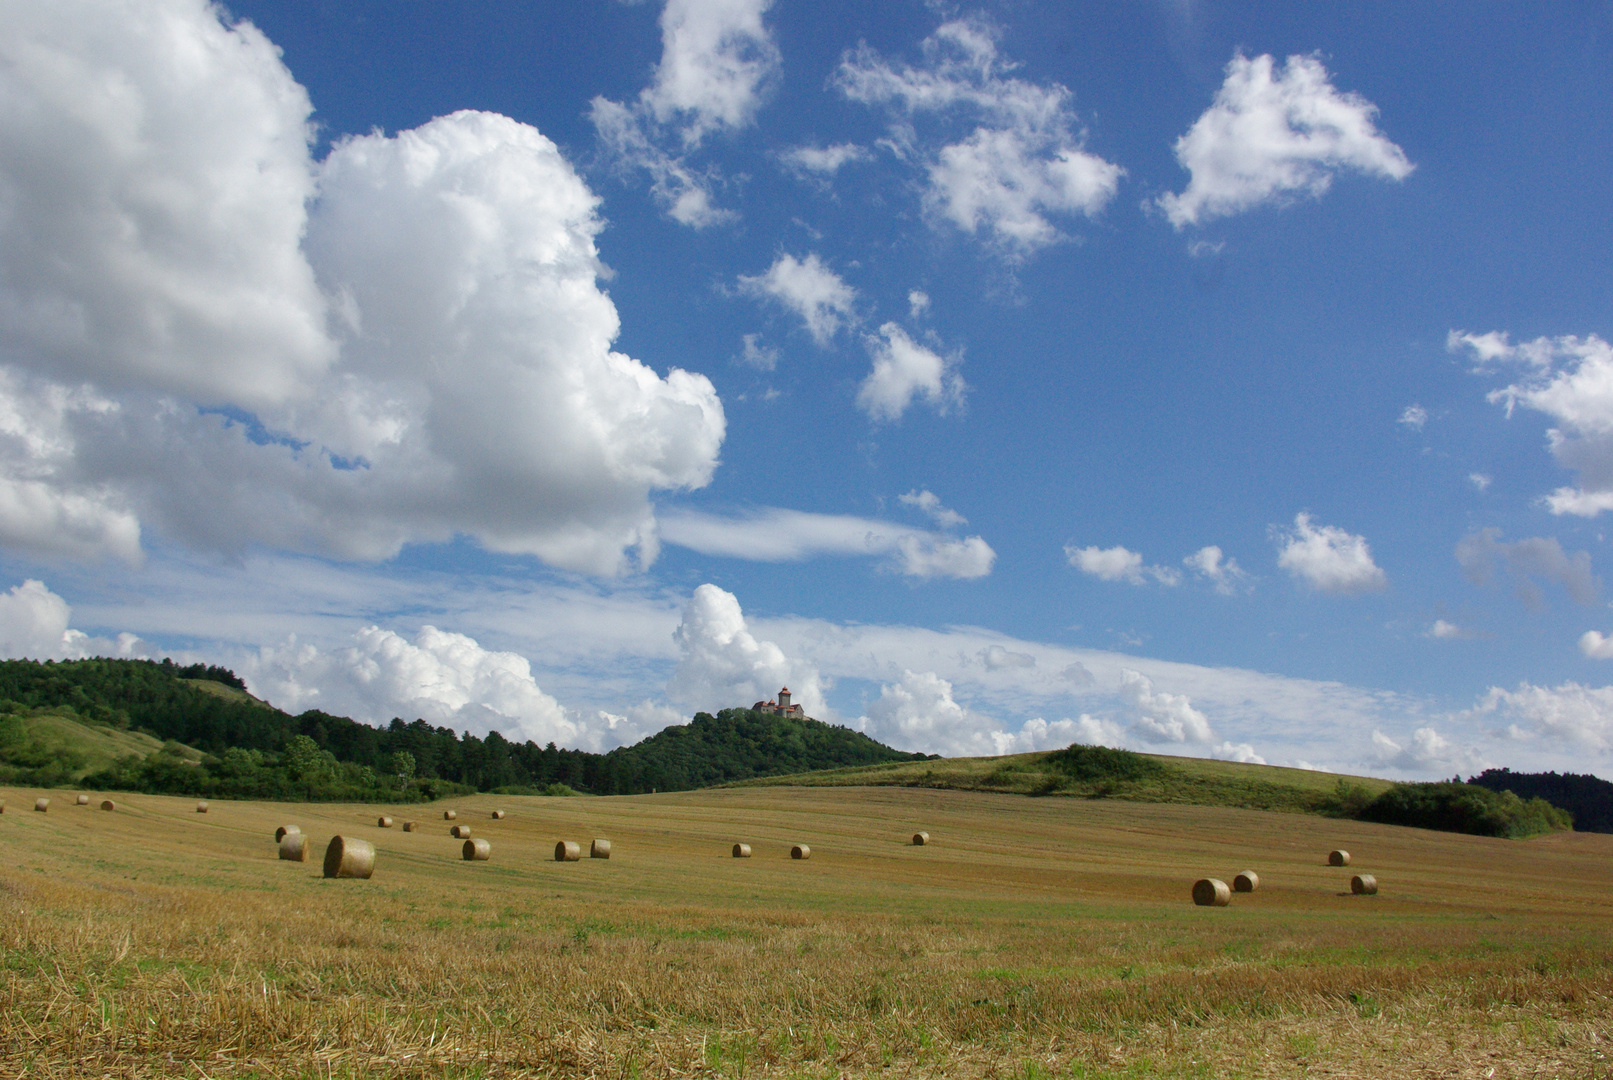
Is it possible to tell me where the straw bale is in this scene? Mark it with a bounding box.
[491,810,505,819]
[195,801,208,813]
[463,838,491,861]
[100,799,115,811]
[274,825,300,843]
[443,809,457,820]
[1351,874,1378,895]
[278,832,308,861]
[1233,871,1260,893]
[402,821,418,832]
[323,835,375,879]
[590,838,611,859]
[34,798,49,812]
[1192,878,1231,907]
[732,842,751,858]
[912,831,930,846]
[791,844,811,860]
[377,816,393,828]
[450,824,471,839]
[555,840,580,862]
[1328,849,1351,866]
[76,793,89,805]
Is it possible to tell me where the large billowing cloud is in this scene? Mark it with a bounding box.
[1474,682,1613,753]
[1158,53,1413,228]
[591,0,779,225]
[250,624,587,746]
[0,0,726,575]
[666,583,825,716]
[835,16,1122,258]
[1273,513,1388,595]
[861,668,1103,757]
[0,577,149,661]
[1456,331,1613,517]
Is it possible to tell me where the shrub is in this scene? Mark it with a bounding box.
[1359,782,1572,838]
[1042,744,1166,784]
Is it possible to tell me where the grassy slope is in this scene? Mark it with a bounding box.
[734,748,1397,814]
[178,678,269,707]
[16,711,202,779]
[2,783,1610,1078]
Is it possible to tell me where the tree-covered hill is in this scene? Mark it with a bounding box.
[1467,768,1613,833]
[0,657,927,800]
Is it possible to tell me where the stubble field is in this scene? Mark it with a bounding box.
[3,784,1612,1079]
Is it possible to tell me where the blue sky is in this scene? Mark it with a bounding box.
[0,0,1610,777]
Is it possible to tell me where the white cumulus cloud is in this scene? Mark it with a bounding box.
[778,142,870,178]
[1119,668,1213,745]
[0,1,728,575]
[1456,331,1613,517]
[835,16,1122,257]
[1474,681,1613,752]
[251,624,586,746]
[590,0,779,223]
[1066,544,1181,586]
[666,583,824,717]
[1398,404,1428,430]
[1370,725,1471,773]
[1183,545,1249,594]
[899,489,966,528]
[1580,631,1613,660]
[862,668,1096,756]
[1274,513,1387,595]
[858,323,966,421]
[738,253,857,345]
[1158,52,1413,228]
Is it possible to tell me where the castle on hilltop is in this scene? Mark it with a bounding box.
[751,686,806,718]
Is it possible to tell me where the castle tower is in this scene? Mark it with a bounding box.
[777,687,791,711]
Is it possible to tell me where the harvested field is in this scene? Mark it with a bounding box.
[1,783,1611,1078]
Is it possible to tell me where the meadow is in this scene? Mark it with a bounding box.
[3,783,1612,1079]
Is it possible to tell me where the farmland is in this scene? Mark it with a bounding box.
[3,783,1612,1078]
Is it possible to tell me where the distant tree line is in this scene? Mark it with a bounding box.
[1466,768,1613,833]
[0,658,927,800]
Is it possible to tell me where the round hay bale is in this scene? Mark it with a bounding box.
[1328,849,1351,867]
[402,821,418,832]
[34,798,49,812]
[443,809,457,820]
[1233,871,1260,893]
[590,838,611,859]
[323,835,375,879]
[274,825,300,843]
[195,801,208,813]
[1192,878,1231,907]
[1351,874,1378,895]
[790,844,811,860]
[278,832,308,861]
[100,799,116,811]
[912,831,930,846]
[732,842,751,858]
[555,840,580,862]
[76,793,89,805]
[450,824,471,839]
[490,810,505,819]
[462,838,491,861]
[377,816,393,828]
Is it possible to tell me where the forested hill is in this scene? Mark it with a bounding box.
[0,657,927,800]
[1468,768,1613,833]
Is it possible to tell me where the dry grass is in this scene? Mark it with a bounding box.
[2,783,1613,1079]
